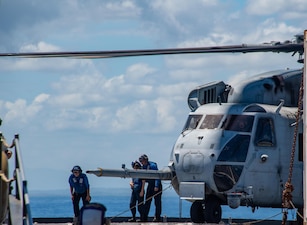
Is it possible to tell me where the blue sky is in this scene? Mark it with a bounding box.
[0,0,306,192]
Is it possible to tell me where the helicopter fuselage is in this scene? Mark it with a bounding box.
[171,102,303,209]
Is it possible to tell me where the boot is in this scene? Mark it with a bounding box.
[128,216,136,222]
[73,216,79,225]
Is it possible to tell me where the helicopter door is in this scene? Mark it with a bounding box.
[248,117,280,205]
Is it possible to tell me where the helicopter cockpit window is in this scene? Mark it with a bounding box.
[182,115,202,131]
[254,117,275,147]
[218,134,250,162]
[221,115,254,132]
[199,115,223,129]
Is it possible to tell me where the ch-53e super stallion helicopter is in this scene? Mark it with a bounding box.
[0,32,306,224]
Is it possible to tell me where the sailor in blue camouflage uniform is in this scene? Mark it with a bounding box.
[128,160,145,222]
[68,165,91,221]
[139,154,162,222]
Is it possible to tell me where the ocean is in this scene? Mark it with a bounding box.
[29,187,297,221]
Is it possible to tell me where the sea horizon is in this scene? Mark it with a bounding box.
[28,187,296,221]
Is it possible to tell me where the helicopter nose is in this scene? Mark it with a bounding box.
[182,152,206,173]
[183,153,204,173]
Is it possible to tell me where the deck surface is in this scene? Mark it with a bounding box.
[8,195,23,225]
[31,217,287,225]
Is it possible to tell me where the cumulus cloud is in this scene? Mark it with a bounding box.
[125,63,156,82]
[25,62,157,132]
[20,41,60,52]
[153,98,177,132]
[2,93,49,124]
[34,93,50,104]
[246,0,307,16]
[111,100,152,131]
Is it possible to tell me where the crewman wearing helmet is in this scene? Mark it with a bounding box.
[128,160,145,222]
[68,165,91,223]
[139,154,162,222]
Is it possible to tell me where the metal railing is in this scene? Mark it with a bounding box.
[9,134,33,225]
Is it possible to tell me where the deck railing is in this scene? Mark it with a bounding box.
[9,134,33,225]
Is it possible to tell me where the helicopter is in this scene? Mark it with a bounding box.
[0,32,305,223]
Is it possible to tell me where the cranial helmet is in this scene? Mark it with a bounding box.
[131,160,141,168]
[71,165,82,173]
[139,154,148,162]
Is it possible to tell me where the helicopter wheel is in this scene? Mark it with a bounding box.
[204,196,222,223]
[190,201,205,223]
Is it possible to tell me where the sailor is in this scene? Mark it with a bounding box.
[128,160,145,222]
[68,165,91,223]
[139,154,162,222]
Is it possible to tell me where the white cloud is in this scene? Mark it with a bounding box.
[33,93,50,104]
[153,98,177,132]
[20,41,60,52]
[50,93,85,108]
[246,0,307,16]
[125,63,156,82]
[2,96,48,124]
[105,0,142,17]
[111,97,180,133]
[246,0,286,15]
[112,100,153,131]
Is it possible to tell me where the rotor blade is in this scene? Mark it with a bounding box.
[0,43,303,59]
[86,167,174,180]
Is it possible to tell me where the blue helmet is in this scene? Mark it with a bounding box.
[139,154,148,162]
[71,165,82,173]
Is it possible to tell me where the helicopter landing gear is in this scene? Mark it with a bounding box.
[204,196,222,223]
[190,196,222,223]
[190,201,204,223]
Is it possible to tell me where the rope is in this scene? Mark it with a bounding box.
[109,178,175,221]
[290,200,303,220]
[108,175,288,224]
[281,72,304,225]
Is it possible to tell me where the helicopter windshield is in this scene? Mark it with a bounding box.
[221,115,254,132]
[218,134,250,162]
[254,117,275,147]
[199,115,223,129]
[182,115,202,131]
